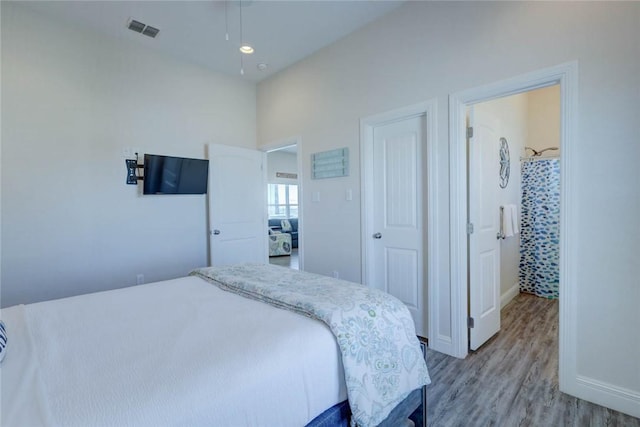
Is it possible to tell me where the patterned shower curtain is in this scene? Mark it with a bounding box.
[519,158,560,298]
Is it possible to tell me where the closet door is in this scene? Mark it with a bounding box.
[367,115,425,337]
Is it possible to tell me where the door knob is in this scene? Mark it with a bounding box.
[373,232,382,239]
[212,229,221,235]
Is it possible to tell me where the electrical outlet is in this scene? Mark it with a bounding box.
[136,274,144,285]
[332,271,339,279]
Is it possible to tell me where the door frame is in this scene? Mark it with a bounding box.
[449,62,578,393]
[261,137,305,271]
[360,99,439,343]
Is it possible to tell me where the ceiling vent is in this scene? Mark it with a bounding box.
[127,19,159,38]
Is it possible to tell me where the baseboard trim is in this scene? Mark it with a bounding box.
[571,375,640,418]
[500,283,519,309]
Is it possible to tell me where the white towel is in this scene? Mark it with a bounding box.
[503,205,515,237]
[510,204,519,235]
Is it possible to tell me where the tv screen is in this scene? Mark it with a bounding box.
[143,154,209,195]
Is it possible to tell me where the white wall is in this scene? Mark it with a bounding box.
[257,1,640,417]
[267,150,297,184]
[527,85,561,157]
[1,4,256,307]
[473,93,528,301]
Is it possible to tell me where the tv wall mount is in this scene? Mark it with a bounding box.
[126,153,144,185]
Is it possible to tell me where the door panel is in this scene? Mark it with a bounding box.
[468,106,501,350]
[385,137,418,228]
[208,144,267,266]
[480,252,498,315]
[370,115,425,335]
[386,248,419,310]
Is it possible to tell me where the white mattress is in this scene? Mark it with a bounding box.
[0,276,347,426]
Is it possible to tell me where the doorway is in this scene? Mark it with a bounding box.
[449,62,578,395]
[264,141,302,270]
[466,85,561,351]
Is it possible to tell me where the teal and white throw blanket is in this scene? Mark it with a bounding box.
[190,264,430,427]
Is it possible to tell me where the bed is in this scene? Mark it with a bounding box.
[0,263,429,426]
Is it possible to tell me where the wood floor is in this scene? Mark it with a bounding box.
[269,248,299,269]
[425,293,640,426]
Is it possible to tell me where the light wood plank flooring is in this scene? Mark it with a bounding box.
[425,293,639,426]
[269,248,299,269]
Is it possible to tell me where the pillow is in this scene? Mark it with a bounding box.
[281,219,292,232]
[0,320,6,363]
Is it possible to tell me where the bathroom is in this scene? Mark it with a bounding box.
[469,84,561,310]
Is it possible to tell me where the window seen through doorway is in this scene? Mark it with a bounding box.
[268,184,298,219]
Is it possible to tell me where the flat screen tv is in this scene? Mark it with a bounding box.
[143,154,209,195]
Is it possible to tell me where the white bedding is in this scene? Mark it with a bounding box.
[0,276,347,427]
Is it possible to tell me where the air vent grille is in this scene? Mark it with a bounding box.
[127,19,145,33]
[142,26,159,38]
[127,19,159,38]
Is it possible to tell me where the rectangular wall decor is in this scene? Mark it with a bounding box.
[276,172,298,179]
[311,148,349,179]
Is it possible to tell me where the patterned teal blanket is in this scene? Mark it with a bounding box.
[190,264,430,427]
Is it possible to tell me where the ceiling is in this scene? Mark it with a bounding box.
[20,1,404,82]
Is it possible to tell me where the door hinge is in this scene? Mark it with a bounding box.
[467,126,474,138]
[468,317,475,328]
[467,223,474,234]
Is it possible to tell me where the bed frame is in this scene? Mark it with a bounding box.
[307,342,427,427]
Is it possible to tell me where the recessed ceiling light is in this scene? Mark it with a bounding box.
[239,45,254,54]
[257,63,268,71]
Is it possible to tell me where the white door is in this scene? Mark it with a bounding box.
[208,144,267,266]
[369,115,425,336]
[468,106,501,350]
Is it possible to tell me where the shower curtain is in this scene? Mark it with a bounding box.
[519,158,560,298]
